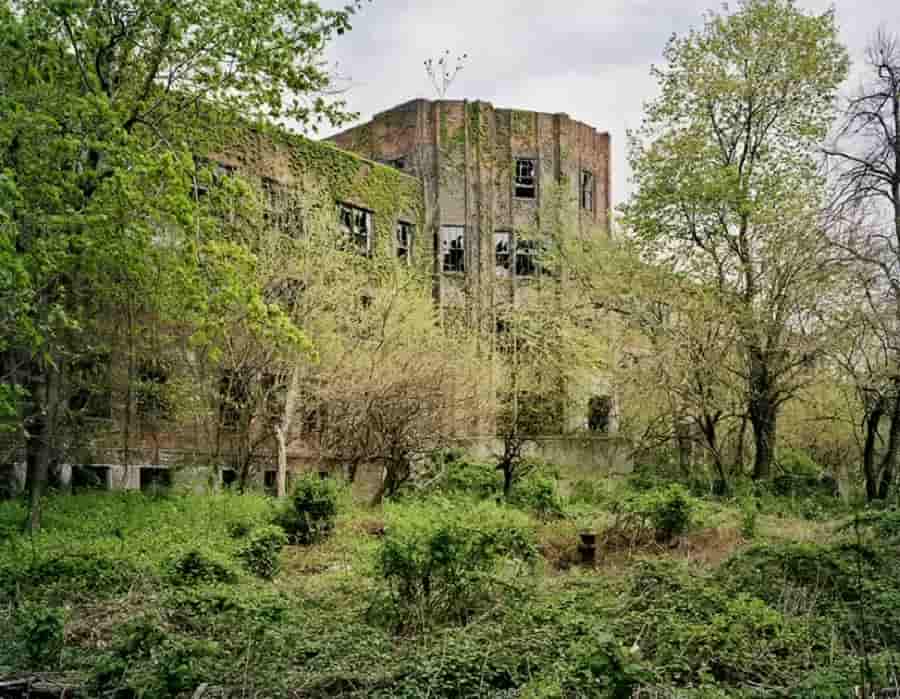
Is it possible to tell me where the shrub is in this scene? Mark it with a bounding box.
[238,525,288,579]
[93,616,220,699]
[442,458,502,498]
[275,474,339,544]
[226,519,253,539]
[739,496,758,539]
[606,484,696,547]
[15,603,66,669]
[619,560,826,687]
[569,478,609,506]
[510,473,566,519]
[16,551,144,596]
[373,499,536,629]
[169,549,237,586]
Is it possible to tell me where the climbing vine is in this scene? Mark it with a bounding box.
[212,123,425,267]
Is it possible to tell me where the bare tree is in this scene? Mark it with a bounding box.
[424,50,467,99]
[826,29,900,499]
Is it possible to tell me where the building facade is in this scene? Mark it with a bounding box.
[1,100,628,497]
[328,99,611,326]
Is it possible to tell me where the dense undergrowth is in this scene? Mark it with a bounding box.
[1,462,899,698]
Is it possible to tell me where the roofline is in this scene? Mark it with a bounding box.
[330,98,610,139]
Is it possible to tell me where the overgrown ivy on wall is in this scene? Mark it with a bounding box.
[215,123,426,267]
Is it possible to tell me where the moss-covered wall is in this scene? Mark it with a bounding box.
[214,124,426,268]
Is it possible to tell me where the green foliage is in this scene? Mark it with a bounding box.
[438,456,503,499]
[509,472,566,520]
[619,559,828,687]
[610,484,696,544]
[169,549,238,587]
[14,603,66,669]
[238,525,288,579]
[93,616,220,699]
[739,497,758,539]
[373,499,537,629]
[275,474,339,544]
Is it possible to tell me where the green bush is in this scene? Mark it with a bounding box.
[15,603,66,669]
[238,525,288,579]
[93,616,219,699]
[569,478,610,506]
[275,474,339,544]
[169,549,238,586]
[739,497,758,539]
[618,559,827,687]
[373,499,536,629]
[609,484,696,545]
[510,473,566,519]
[13,551,144,597]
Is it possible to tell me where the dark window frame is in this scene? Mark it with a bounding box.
[440,225,466,274]
[338,202,373,256]
[494,230,512,277]
[515,238,542,278]
[396,221,414,264]
[136,361,171,421]
[580,170,595,212]
[588,395,614,434]
[514,158,537,199]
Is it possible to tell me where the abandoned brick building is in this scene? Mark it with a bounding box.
[2,98,627,496]
[328,99,611,323]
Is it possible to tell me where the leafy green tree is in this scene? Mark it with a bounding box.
[0,0,363,529]
[624,0,849,479]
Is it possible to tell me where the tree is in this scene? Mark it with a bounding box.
[558,227,747,491]
[624,0,849,480]
[0,0,363,529]
[311,265,489,505]
[492,182,610,496]
[826,30,900,500]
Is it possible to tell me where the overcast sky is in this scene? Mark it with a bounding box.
[317,1,899,206]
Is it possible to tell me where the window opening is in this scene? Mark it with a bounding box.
[495,231,511,277]
[514,158,537,199]
[440,225,466,273]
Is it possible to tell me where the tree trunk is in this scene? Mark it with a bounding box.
[700,415,728,495]
[675,418,693,480]
[877,390,900,500]
[749,349,778,480]
[502,462,513,497]
[274,367,301,498]
[750,402,777,480]
[24,362,59,533]
[735,414,748,474]
[274,428,288,499]
[862,399,885,502]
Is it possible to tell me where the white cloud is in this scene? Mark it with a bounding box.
[318,0,900,206]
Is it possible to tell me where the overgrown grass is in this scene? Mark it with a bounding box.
[1,473,896,698]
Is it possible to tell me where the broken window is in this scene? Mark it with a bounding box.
[581,170,595,211]
[338,203,372,256]
[192,159,236,199]
[221,469,238,488]
[440,225,466,273]
[136,361,171,421]
[383,157,407,172]
[494,231,511,277]
[515,239,541,277]
[69,352,112,419]
[514,158,537,199]
[396,221,414,263]
[219,369,250,430]
[588,396,613,433]
[140,467,172,493]
[261,177,303,236]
